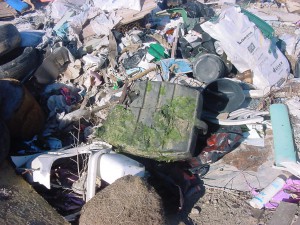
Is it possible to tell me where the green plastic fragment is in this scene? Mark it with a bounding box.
[148,43,169,61]
[166,8,188,24]
[241,8,274,39]
[166,8,197,30]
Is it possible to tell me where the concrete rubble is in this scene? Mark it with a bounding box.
[1,0,300,224]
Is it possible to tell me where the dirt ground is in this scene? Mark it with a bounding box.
[0,159,286,225]
[79,173,275,225]
[168,186,278,225]
[80,175,167,225]
[0,161,69,225]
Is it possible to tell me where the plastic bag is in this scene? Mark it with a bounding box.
[201,6,290,90]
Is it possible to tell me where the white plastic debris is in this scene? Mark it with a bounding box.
[92,0,142,11]
[279,33,300,57]
[50,0,88,20]
[249,175,287,209]
[82,54,106,67]
[98,153,145,185]
[26,144,96,189]
[242,124,265,147]
[203,108,268,125]
[23,141,145,202]
[89,11,122,37]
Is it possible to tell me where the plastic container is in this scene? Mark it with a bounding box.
[98,153,145,184]
[99,81,207,161]
[249,175,287,209]
[192,53,226,83]
[202,78,245,113]
[214,41,224,55]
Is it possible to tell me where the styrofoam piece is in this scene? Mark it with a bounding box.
[270,104,297,166]
[98,153,145,184]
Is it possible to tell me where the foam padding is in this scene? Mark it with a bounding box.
[270,104,296,166]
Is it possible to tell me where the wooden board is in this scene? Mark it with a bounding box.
[117,0,157,25]
[0,2,17,19]
[268,202,298,225]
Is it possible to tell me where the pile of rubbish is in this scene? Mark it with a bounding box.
[1,0,300,223]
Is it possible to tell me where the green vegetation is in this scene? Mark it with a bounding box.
[146,82,152,92]
[96,96,197,161]
[159,85,166,96]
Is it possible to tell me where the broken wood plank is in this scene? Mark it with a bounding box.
[0,2,17,19]
[117,0,157,25]
[268,202,298,225]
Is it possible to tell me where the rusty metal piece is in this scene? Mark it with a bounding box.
[171,23,181,58]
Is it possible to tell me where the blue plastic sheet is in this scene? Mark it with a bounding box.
[20,31,45,47]
[159,58,192,80]
[5,0,29,12]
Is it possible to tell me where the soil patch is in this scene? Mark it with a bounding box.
[222,145,271,172]
[80,175,167,225]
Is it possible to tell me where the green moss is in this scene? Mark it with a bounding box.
[146,82,152,92]
[159,85,166,96]
[96,96,197,161]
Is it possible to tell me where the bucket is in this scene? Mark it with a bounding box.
[193,53,226,83]
[202,79,245,113]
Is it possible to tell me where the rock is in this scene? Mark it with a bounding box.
[80,175,167,225]
[191,207,200,215]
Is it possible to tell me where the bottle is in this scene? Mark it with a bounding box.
[214,41,224,55]
[249,175,287,209]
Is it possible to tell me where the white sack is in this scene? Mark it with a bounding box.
[201,6,290,90]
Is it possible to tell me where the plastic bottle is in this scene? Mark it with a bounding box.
[249,175,287,209]
[214,41,224,55]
